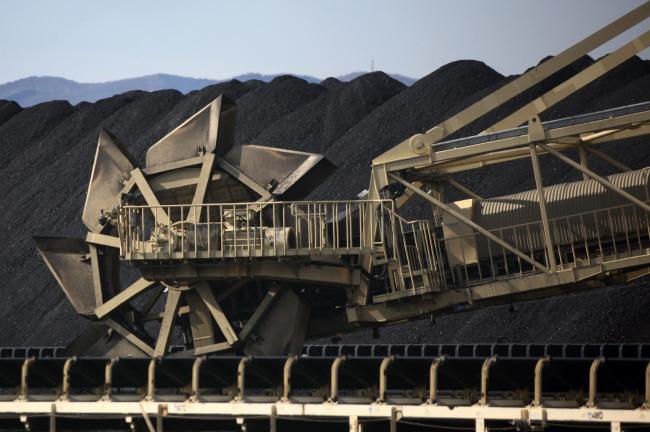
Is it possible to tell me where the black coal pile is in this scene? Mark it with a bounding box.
[253,72,405,154]
[311,60,505,200]
[233,75,326,145]
[0,100,74,172]
[1,54,650,347]
[0,90,183,345]
[0,100,21,126]
[320,77,343,90]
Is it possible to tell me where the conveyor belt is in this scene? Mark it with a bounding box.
[0,355,646,406]
[432,100,650,152]
[0,351,648,430]
[3,343,649,360]
[303,343,650,359]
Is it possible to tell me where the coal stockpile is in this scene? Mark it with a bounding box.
[0,100,74,172]
[233,75,326,145]
[1,55,650,347]
[0,100,21,126]
[310,60,506,200]
[253,72,405,154]
[0,90,182,345]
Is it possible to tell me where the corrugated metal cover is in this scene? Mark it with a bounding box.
[474,168,650,230]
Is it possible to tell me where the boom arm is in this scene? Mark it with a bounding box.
[371,1,650,178]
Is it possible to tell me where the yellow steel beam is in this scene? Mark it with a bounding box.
[196,283,239,345]
[153,289,182,357]
[130,168,170,226]
[186,153,215,224]
[95,278,156,319]
[485,29,650,133]
[388,173,548,272]
[372,1,650,169]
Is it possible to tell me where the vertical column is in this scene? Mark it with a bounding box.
[390,407,398,432]
[49,404,56,432]
[156,405,164,432]
[578,145,589,181]
[529,144,557,271]
[349,416,359,432]
[270,406,278,432]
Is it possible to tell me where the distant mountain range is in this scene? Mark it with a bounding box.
[0,72,416,107]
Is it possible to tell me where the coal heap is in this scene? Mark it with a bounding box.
[312,60,505,200]
[234,75,326,145]
[1,56,650,346]
[254,72,405,154]
[0,101,21,126]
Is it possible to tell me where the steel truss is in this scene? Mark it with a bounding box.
[345,0,650,330]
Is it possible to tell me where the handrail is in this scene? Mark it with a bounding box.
[120,199,396,260]
[119,190,650,299]
[122,199,393,209]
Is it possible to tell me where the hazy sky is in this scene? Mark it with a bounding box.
[0,0,648,83]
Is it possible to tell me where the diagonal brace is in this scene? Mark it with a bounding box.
[581,145,631,172]
[538,143,650,214]
[104,318,154,356]
[153,289,182,357]
[388,173,548,272]
[196,283,238,345]
[239,287,280,341]
[445,177,483,200]
[96,278,156,319]
[485,28,650,133]
[186,154,215,224]
[131,168,170,225]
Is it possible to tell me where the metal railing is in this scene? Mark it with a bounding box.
[119,200,393,260]
[382,211,447,295]
[441,201,650,287]
[120,197,650,302]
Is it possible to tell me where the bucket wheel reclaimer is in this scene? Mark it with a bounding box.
[35,96,335,357]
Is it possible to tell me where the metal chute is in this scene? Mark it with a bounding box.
[224,144,335,199]
[145,95,236,167]
[33,237,98,316]
[82,129,136,233]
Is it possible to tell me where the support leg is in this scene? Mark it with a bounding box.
[349,416,360,432]
[154,289,182,357]
[49,404,56,432]
[270,405,277,432]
